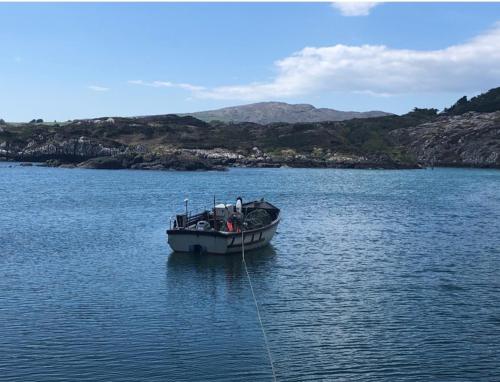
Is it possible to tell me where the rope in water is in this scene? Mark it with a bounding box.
[241,230,278,382]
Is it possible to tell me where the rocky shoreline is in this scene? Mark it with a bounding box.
[1,97,499,171]
[0,145,419,171]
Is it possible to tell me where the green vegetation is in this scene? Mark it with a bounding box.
[445,87,500,115]
[0,107,440,164]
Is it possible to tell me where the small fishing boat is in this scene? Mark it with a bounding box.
[167,198,280,254]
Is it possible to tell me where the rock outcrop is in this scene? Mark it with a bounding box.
[1,135,225,171]
[18,136,124,161]
[391,112,500,168]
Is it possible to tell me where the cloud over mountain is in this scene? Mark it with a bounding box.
[131,23,500,101]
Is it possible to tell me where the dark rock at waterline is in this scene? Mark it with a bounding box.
[253,162,282,168]
[53,154,229,171]
[42,159,77,168]
[77,157,125,169]
[133,154,226,171]
[43,159,61,167]
[59,163,77,169]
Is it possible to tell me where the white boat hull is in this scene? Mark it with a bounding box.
[167,219,279,255]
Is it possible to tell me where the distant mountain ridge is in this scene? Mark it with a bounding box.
[180,102,392,124]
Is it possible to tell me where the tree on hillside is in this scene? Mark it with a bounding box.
[445,87,500,115]
[445,96,468,114]
[409,108,439,117]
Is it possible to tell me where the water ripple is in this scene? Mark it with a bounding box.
[1,165,500,380]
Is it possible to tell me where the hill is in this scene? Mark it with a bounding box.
[180,102,392,124]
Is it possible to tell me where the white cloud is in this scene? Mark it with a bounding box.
[128,80,205,92]
[88,85,109,92]
[332,2,378,17]
[129,24,500,102]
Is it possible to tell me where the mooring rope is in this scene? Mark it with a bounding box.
[241,230,278,382]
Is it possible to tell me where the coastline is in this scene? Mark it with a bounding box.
[2,109,499,171]
[6,157,500,171]
[0,151,420,171]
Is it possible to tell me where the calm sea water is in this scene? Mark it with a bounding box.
[1,163,500,381]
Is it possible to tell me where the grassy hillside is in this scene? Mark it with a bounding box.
[0,109,438,159]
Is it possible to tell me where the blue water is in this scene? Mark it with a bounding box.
[1,163,500,381]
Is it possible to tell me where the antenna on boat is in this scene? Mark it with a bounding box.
[213,195,217,229]
[184,198,189,218]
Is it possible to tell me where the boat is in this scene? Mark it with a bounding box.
[167,197,280,254]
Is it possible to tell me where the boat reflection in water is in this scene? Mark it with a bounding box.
[166,244,277,284]
[163,246,279,380]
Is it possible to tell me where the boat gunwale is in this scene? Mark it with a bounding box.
[166,216,280,238]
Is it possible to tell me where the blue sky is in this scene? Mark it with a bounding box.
[1,2,500,121]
